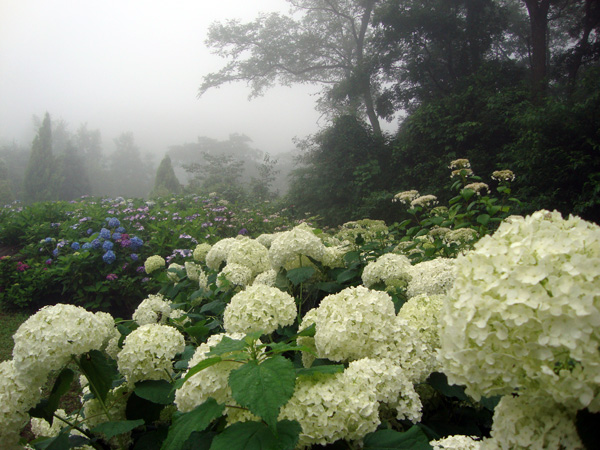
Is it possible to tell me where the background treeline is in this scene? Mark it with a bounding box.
[2,0,599,227]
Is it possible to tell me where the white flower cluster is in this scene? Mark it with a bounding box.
[144,255,166,274]
[443,228,479,246]
[117,323,185,385]
[192,242,212,262]
[439,210,600,410]
[491,169,515,182]
[12,304,115,384]
[480,395,583,450]
[185,261,208,289]
[269,225,326,270]
[431,435,482,450]
[392,190,420,204]
[205,236,271,286]
[216,262,253,288]
[205,237,237,270]
[132,293,175,325]
[406,258,455,298]
[464,182,489,195]
[175,332,249,413]
[361,253,412,290]
[167,262,185,282]
[410,194,438,208]
[226,238,270,277]
[335,219,389,248]
[223,284,297,334]
[82,383,132,447]
[252,269,278,286]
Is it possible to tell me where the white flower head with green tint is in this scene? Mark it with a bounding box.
[216,263,253,288]
[410,194,438,208]
[392,190,420,204]
[205,237,237,270]
[117,323,185,385]
[312,286,397,362]
[252,269,278,287]
[335,219,389,249]
[464,182,489,195]
[256,232,279,249]
[227,238,270,276]
[431,435,482,450]
[491,169,515,182]
[449,158,471,169]
[12,304,115,384]
[184,261,201,281]
[406,258,455,298]
[481,394,583,450]
[223,284,297,335]
[361,253,412,290]
[166,262,184,282]
[439,210,600,409]
[132,293,173,325]
[443,228,479,246]
[268,225,325,270]
[144,255,166,274]
[192,242,212,262]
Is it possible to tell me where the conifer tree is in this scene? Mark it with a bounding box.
[0,158,14,205]
[23,112,58,202]
[150,154,181,198]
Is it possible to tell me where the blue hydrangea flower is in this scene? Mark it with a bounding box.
[116,226,126,233]
[52,249,59,257]
[71,242,80,250]
[103,250,116,264]
[87,228,94,235]
[130,253,139,261]
[102,241,114,251]
[82,242,92,250]
[44,237,53,244]
[92,239,102,249]
[130,236,143,250]
[107,217,120,228]
[99,228,111,240]
[112,232,122,241]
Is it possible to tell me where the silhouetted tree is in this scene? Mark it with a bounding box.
[23,112,58,203]
[150,154,181,198]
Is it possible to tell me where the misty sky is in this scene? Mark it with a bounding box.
[0,0,328,156]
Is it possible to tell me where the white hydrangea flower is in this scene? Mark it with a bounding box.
[205,237,237,270]
[269,225,326,270]
[480,394,583,450]
[12,304,115,384]
[167,263,185,282]
[311,286,397,362]
[279,372,380,447]
[224,285,297,335]
[216,263,253,288]
[431,435,482,450]
[117,323,185,385]
[464,182,489,195]
[361,253,412,290]
[335,219,389,249]
[410,194,438,208]
[82,383,132,443]
[0,360,43,448]
[192,242,212,262]
[175,332,249,413]
[491,169,515,182]
[227,238,270,276]
[256,232,279,249]
[321,245,348,268]
[252,269,278,287]
[30,409,81,438]
[392,190,420,204]
[443,228,479,246]
[132,293,173,325]
[397,294,444,377]
[144,255,166,274]
[406,258,455,298]
[184,261,201,281]
[439,210,600,409]
[344,358,422,423]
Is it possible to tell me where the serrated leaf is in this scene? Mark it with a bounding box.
[134,380,175,405]
[79,350,118,403]
[181,356,223,385]
[363,426,432,450]
[229,356,296,430]
[210,420,301,450]
[296,364,344,377]
[160,398,224,450]
[91,419,144,440]
[207,336,247,357]
[286,266,315,286]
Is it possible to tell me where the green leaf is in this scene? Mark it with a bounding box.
[476,214,490,226]
[336,268,358,284]
[363,426,432,449]
[160,398,225,450]
[185,324,210,340]
[134,380,175,405]
[427,372,469,401]
[210,420,301,450]
[286,266,315,286]
[229,356,296,430]
[207,336,247,357]
[181,356,223,385]
[91,419,144,440]
[296,323,316,338]
[296,364,344,377]
[32,431,70,450]
[315,281,342,293]
[79,350,118,403]
[29,368,74,423]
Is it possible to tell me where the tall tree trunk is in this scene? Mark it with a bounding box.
[523,0,551,102]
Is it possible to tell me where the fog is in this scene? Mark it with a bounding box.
[0,0,323,156]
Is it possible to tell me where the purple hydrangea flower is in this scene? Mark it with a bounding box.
[112,232,122,241]
[116,226,126,233]
[52,249,59,257]
[106,273,118,281]
[130,253,139,261]
[103,250,116,264]
[238,228,249,235]
[87,228,94,235]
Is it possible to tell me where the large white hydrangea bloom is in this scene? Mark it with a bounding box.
[205,237,237,270]
[361,253,412,289]
[117,323,185,385]
[480,394,583,450]
[12,304,115,384]
[192,242,212,262]
[439,210,600,410]
[268,225,326,270]
[226,238,270,277]
[132,293,175,325]
[223,284,297,334]
[431,435,482,450]
[406,258,455,298]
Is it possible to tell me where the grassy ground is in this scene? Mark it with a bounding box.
[0,310,29,362]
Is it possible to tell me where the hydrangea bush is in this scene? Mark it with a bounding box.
[1,162,598,450]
